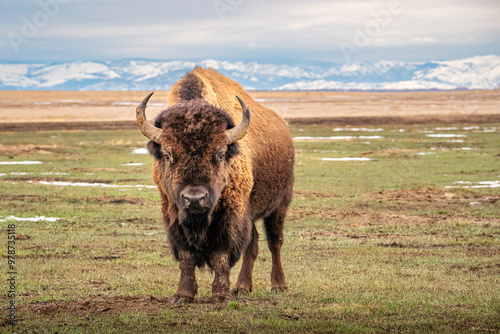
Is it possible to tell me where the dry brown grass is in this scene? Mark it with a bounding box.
[1,90,499,123]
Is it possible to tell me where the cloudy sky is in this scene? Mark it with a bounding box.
[1,0,499,64]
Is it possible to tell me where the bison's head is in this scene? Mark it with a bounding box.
[136,93,250,235]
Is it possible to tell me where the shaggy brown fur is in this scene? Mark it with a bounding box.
[178,73,203,101]
[145,68,294,303]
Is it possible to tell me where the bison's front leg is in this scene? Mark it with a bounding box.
[209,251,231,302]
[171,250,198,304]
[233,225,258,295]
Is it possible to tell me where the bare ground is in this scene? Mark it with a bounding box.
[1,90,499,131]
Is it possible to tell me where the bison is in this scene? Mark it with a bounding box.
[135,68,294,303]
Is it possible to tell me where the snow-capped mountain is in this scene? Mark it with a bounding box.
[0,55,498,91]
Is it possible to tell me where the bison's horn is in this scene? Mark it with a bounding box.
[136,92,162,144]
[226,96,251,144]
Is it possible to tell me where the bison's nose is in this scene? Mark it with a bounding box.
[181,186,209,212]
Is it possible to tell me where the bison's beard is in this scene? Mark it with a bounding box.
[180,210,211,249]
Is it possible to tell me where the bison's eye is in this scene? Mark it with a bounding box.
[164,152,172,164]
[216,150,225,163]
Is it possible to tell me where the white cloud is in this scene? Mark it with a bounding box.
[410,37,438,44]
[0,0,498,62]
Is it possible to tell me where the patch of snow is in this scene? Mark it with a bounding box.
[277,79,458,91]
[462,126,480,131]
[0,216,61,222]
[122,163,144,166]
[132,148,149,154]
[293,136,383,141]
[1,55,499,91]
[0,161,43,165]
[29,180,156,189]
[332,128,384,132]
[1,172,67,176]
[426,134,466,138]
[446,181,500,189]
[254,99,277,102]
[294,136,355,141]
[413,55,500,90]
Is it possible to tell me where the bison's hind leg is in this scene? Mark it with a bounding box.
[232,224,259,295]
[263,209,287,292]
[263,192,291,292]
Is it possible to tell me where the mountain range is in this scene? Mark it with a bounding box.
[0,55,498,91]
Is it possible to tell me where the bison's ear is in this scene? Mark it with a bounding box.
[147,141,163,160]
[225,142,240,161]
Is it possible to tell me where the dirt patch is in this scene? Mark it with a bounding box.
[18,251,76,260]
[293,189,339,198]
[452,263,500,274]
[371,188,500,204]
[7,177,114,184]
[287,114,500,126]
[0,193,147,206]
[25,295,169,318]
[291,208,432,225]
[6,177,143,185]
[0,121,139,132]
[0,194,46,202]
[93,255,121,260]
[0,143,58,155]
[83,195,147,205]
[360,149,422,157]
[20,294,276,319]
[377,241,460,249]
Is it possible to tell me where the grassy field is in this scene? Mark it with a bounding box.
[1,122,499,333]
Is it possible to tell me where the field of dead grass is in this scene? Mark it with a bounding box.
[0,90,499,333]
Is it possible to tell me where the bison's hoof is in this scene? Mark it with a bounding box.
[211,293,231,303]
[170,294,194,305]
[271,285,288,293]
[231,287,251,296]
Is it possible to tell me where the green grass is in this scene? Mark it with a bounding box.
[1,123,499,333]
